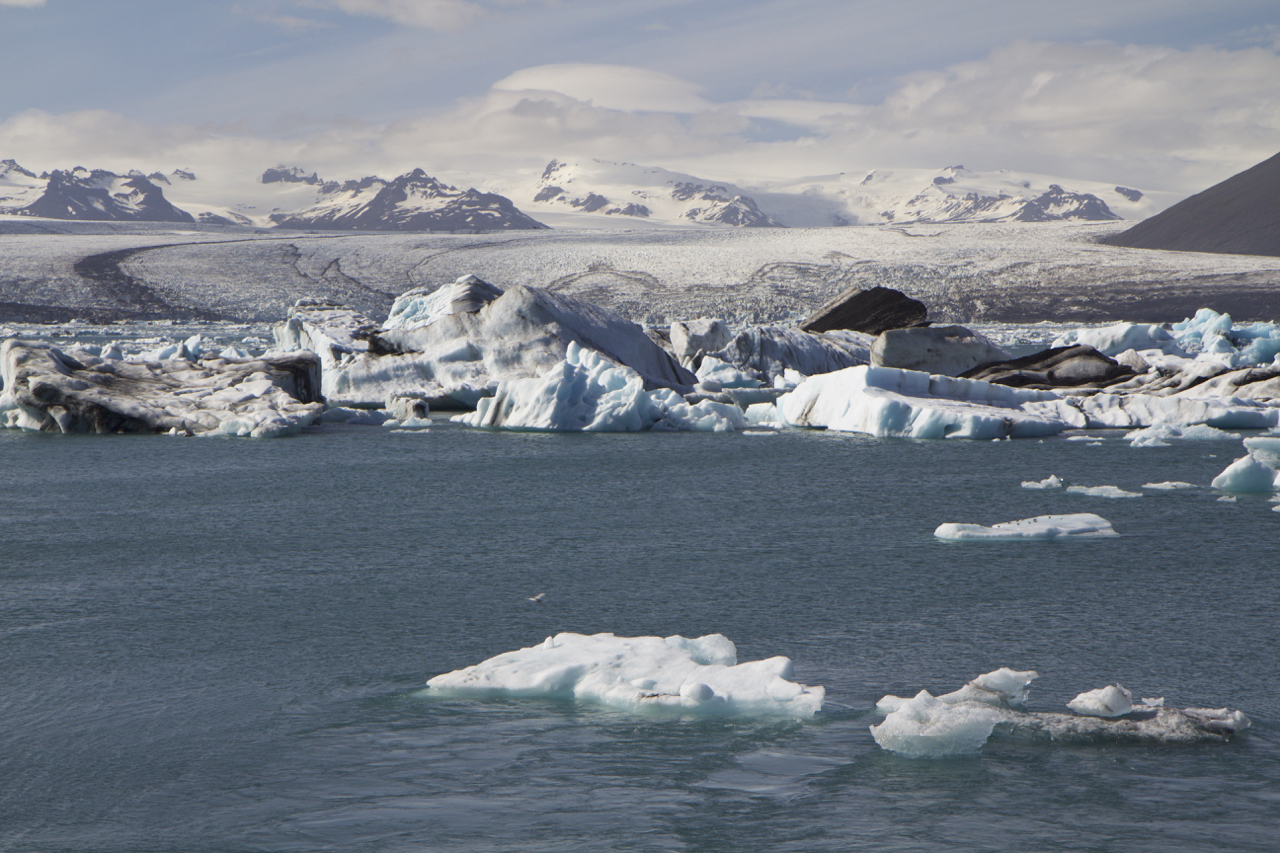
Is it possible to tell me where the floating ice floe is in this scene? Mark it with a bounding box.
[1066,485,1142,499]
[871,669,1250,758]
[934,513,1117,541]
[1143,481,1196,490]
[773,366,1067,440]
[1210,454,1280,493]
[1126,423,1240,447]
[424,632,824,719]
[453,342,747,432]
[1021,474,1064,489]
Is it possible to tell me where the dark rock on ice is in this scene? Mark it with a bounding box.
[960,345,1136,389]
[798,285,929,335]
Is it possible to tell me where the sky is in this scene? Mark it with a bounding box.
[2,0,1279,195]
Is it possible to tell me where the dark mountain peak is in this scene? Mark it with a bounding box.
[148,171,171,185]
[172,169,197,181]
[1,159,39,179]
[262,166,322,185]
[24,166,194,223]
[541,159,566,180]
[1103,150,1280,258]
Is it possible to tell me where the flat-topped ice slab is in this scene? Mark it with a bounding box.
[424,631,824,719]
[775,365,1069,439]
[935,513,1117,541]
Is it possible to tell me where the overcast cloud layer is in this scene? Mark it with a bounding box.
[2,0,1279,195]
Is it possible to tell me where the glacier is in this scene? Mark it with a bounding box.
[423,632,825,719]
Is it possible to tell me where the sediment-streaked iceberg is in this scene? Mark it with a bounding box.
[773,366,1069,439]
[424,632,825,719]
[934,513,1117,541]
[871,669,1250,758]
[277,277,695,408]
[1,339,323,437]
[704,325,872,386]
[453,342,748,432]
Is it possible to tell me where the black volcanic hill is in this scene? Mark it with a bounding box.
[1103,151,1280,257]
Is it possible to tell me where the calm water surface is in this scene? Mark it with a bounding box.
[2,424,1277,852]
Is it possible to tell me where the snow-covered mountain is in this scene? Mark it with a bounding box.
[1,164,194,223]
[514,159,1173,229]
[2,156,1179,231]
[528,159,783,227]
[0,159,45,210]
[752,165,1163,226]
[267,168,548,231]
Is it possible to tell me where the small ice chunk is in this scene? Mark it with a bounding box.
[870,690,1010,758]
[1143,481,1196,490]
[1066,485,1142,499]
[1067,684,1134,718]
[1142,697,1165,708]
[1211,454,1280,493]
[1021,474,1064,489]
[935,513,1117,541]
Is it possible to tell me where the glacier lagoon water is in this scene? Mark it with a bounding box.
[2,423,1277,852]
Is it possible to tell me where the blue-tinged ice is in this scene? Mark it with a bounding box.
[1210,454,1280,493]
[453,342,747,432]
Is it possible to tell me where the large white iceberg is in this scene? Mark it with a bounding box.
[278,277,695,408]
[424,632,825,719]
[935,513,1118,541]
[774,366,1069,439]
[453,342,748,432]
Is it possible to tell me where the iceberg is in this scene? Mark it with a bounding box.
[872,669,1250,758]
[1051,322,1185,357]
[1067,684,1134,718]
[1021,474,1064,489]
[934,513,1117,541]
[775,366,1069,439]
[424,632,825,719]
[704,325,872,387]
[1065,485,1142,499]
[871,325,1012,377]
[1210,454,1280,493]
[453,342,747,432]
[278,278,695,409]
[1,340,323,437]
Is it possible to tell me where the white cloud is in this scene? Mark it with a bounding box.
[295,0,494,31]
[492,64,712,114]
[2,42,1277,196]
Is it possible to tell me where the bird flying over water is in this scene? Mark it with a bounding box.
[527,592,547,603]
